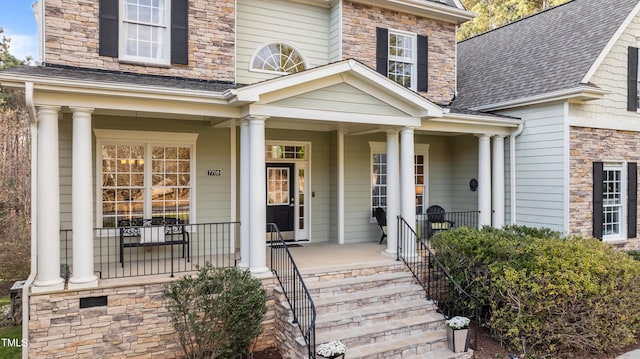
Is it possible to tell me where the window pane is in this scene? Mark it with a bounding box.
[252,43,306,74]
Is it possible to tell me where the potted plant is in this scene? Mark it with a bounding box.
[317,340,347,359]
[445,316,470,353]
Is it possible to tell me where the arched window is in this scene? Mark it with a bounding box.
[251,43,307,74]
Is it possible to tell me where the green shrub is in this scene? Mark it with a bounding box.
[164,264,268,359]
[431,227,640,357]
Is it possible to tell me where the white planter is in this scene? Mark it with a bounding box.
[447,327,469,353]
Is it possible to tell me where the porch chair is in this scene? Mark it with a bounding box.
[426,205,455,238]
[374,207,387,244]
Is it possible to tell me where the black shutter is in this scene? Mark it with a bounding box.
[171,0,189,65]
[417,35,428,92]
[99,0,119,57]
[593,162,604,239]
[628,47,638,111]
[376,27,388,77]
[628,162,637,238]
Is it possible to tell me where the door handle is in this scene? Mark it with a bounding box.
[290,198,295,207]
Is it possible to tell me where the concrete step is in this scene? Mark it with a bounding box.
[315,312,445,348]
[315,299,437,330]
[311,284,427,315]
[343,330,449,359]
[305,270,417,297]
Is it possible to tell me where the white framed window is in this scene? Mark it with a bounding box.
[250,42,307,75]
[388,30,417,91]
[602,163,627,240]
[369,142,429,219]
[120,0,171,65]
[95,130,198,228]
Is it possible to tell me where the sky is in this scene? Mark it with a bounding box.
[0,0,38,62]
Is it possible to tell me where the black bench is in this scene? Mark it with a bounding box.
[118,218,190,267]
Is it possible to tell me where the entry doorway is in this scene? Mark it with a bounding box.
[265,143,310,241]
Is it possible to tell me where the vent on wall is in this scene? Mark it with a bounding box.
[80,296,108,309]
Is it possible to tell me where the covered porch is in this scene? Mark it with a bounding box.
[2,60,521,291]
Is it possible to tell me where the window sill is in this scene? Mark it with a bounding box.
[118,59,172,69]
[604,239,628,247]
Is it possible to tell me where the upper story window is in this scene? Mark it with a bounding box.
[99,0,189,65]
[251,43,307,74]
[376,28,428,92]
[388,31,417,90]
[120,0,170,64]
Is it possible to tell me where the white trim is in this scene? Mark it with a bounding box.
[471,86,608,112]
[337,128,345,244]
[387,29,418,92]
[230,123,237,224]
[353,0,474,24]
[563,102,570,234]
[582,1,640,83]
[118,0,171,66]
[570,115,640,132]
[249,41,310,75]
[93,129,198,228]
[602,162,628,242]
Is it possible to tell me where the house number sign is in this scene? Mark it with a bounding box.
[208,169,221,176]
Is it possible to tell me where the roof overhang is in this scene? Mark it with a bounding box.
[421,109,523,136]
[232,59,444,119]
[470,85,609,112]
[351,0,475,24]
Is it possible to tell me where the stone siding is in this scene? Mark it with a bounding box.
[569,126,640,248]
[28,277,276,358]
[43,0,235,82]
[341,0,457,105]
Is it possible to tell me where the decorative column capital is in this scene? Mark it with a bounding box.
[242,115,270,122]
[36,105,61,116]
[475,133,493,139]
[69,107,95,114]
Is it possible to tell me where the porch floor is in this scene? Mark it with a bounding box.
[282,241,397,274]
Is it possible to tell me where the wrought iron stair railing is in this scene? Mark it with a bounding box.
[268,223,316,359]
[397,215,480,349]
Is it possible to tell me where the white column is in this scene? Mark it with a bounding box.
[248,116,269,275]
[33,106,65,291]
[337,128,345,244]
[400,128,416,257]
[477,134,492,228]
[238,120,250,269]
[492,136,505,228]
[385,130,400,255]
[68,108,98,289]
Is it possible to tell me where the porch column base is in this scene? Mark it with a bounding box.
[381,249,397,257]
[68,277,98,290]
[32,279,65,293]
[251,268,272,278]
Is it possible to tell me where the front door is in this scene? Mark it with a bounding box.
[266,163,295,233]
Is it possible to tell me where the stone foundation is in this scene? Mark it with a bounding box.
[27,275,276,358]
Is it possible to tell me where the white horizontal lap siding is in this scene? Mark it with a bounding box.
[328,1,342,62]
[499,103,566,231]
[419,135,453,210]
[271,83,406,116]
[451,135,478,212]
[236,0,330,84]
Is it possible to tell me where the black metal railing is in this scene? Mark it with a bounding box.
[417,210,479,241]
[60,222,239,280]
[397,216,480,348]
[268,223,316,359]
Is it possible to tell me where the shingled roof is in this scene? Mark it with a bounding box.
[454,0,639,110]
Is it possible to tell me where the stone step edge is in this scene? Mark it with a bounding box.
[305,270,414,291]
[315,299,438,326]
[343,330,448,359]
[315,312,445,343]
[301,261,407,278]
[312,284,426,307]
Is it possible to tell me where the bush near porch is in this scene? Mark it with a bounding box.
[431,226,640,357]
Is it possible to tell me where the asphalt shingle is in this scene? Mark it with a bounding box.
[455,0,639,109]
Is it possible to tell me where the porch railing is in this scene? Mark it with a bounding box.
[268,223,316,359]
[397,215,480,348]
[417,210,479,241]
[60,222,239,280]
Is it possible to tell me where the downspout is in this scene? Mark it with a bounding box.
[22,82,37,359]
[509,123,524,225]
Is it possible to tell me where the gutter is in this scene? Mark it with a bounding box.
[510,123,524,225]
[22,82,37,359]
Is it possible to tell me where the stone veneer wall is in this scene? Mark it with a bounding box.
[28,276,276,358]
[341,0,457,105]
[43,0,235,82]
[570,126,640,248]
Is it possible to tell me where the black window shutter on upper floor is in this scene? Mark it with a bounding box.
[628,47,638,111]
[417,35,428,92]
[99,0,119,57]
[171,0,189,65]
[593,162,604,239]
[376,27,388,77]
[628,162,637,238]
